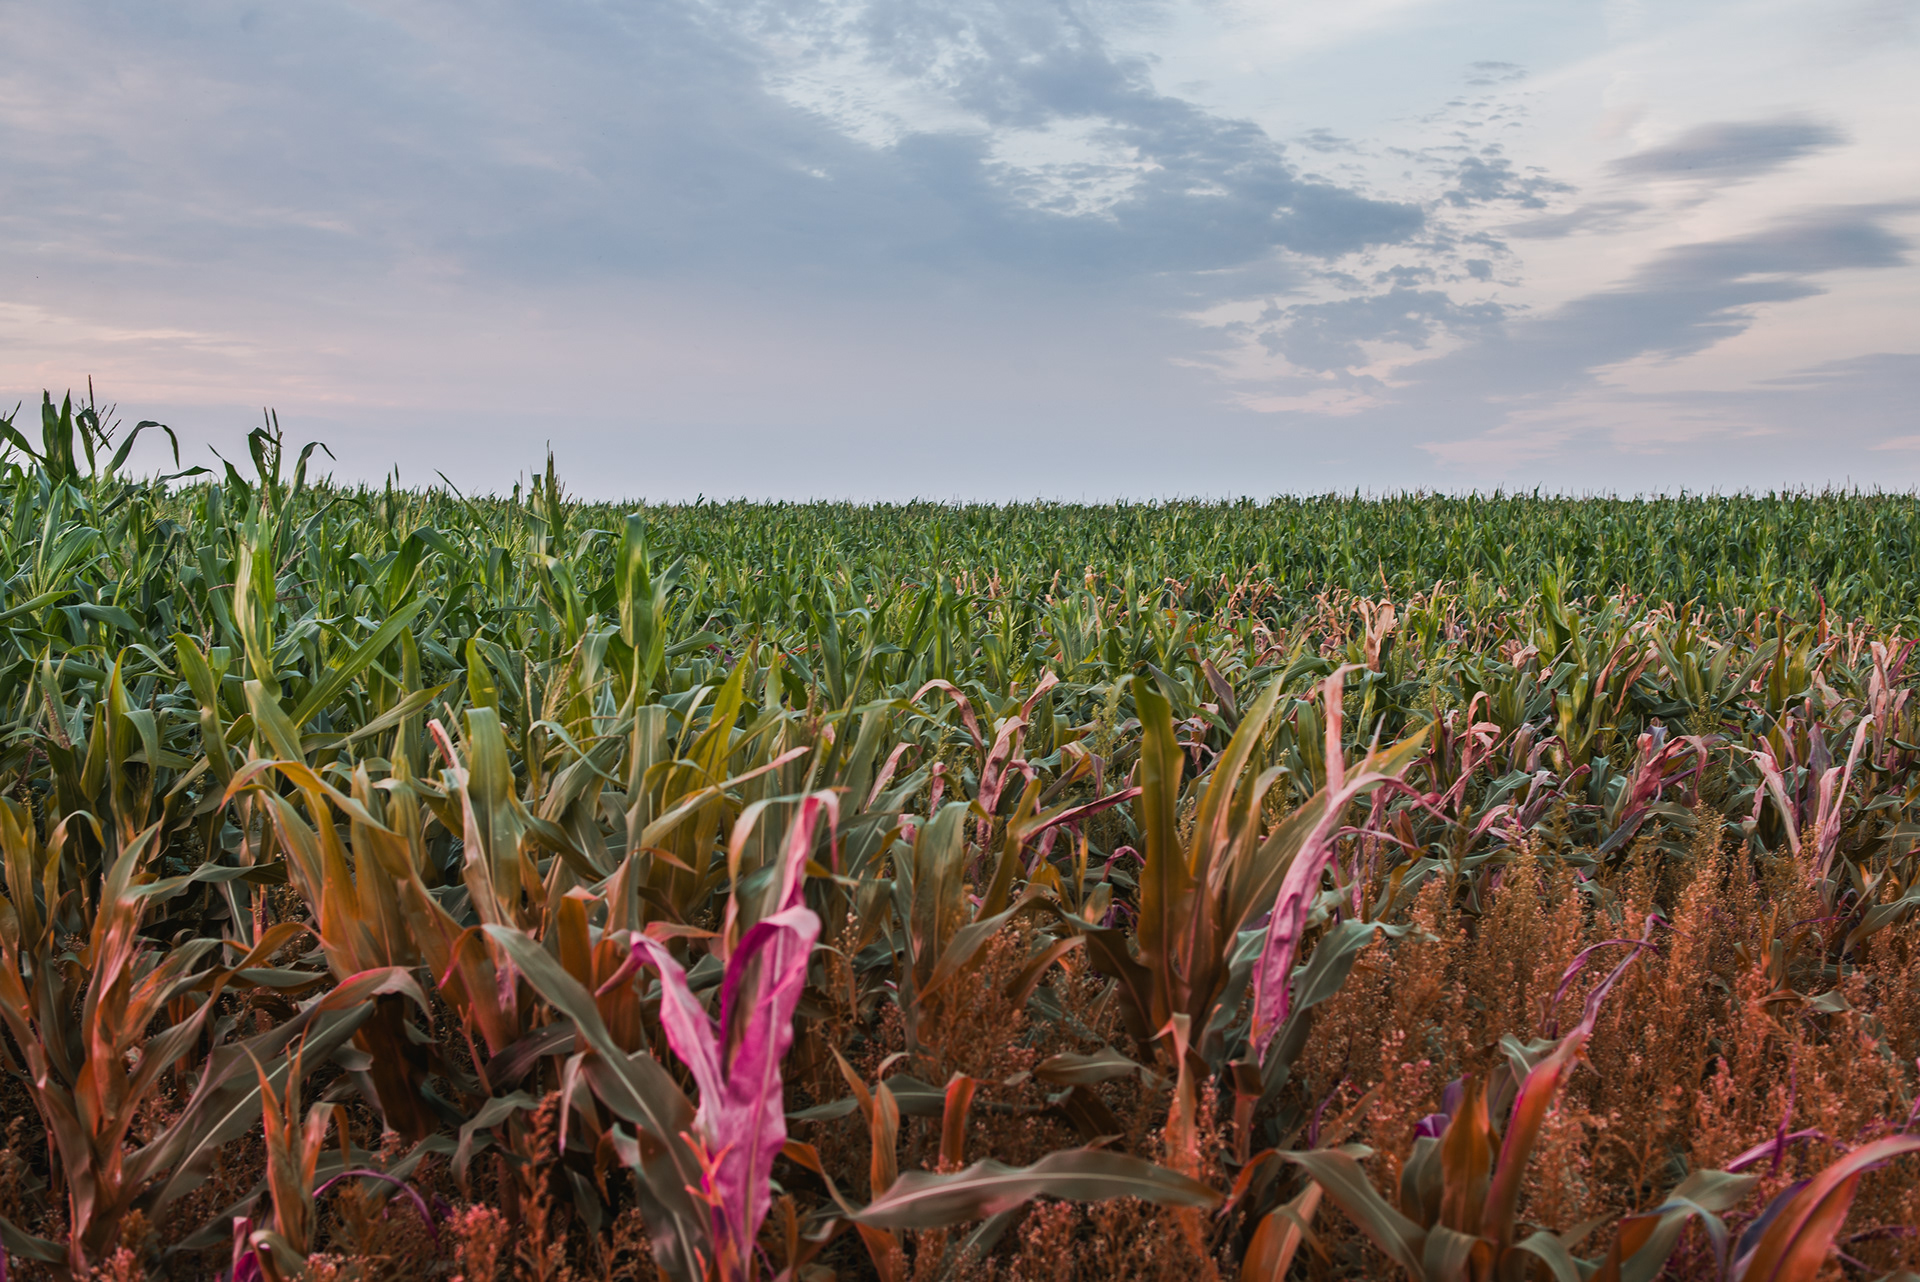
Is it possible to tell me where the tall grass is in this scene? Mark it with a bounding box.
[0,391,1915,1279]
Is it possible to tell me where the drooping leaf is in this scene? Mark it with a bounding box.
[853,1148,1221,1230]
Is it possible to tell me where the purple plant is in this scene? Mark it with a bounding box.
[626,797,825,1282]
[1249,668,1425,1061]
[227,1217,262,1282]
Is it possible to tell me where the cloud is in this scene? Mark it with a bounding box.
[1444,149,1568,209]
[1503,200,1648,239]
[1202,210,1918,488]
[1194,103,1888,442]
[1254,286,1506,372]
[1464,60,1527,87]
[1400,223,1917,485]
[1468,208,1914,390]
[0,0,1435,307]
[686,0,1426,274]
[1758,350,1920,390]
[1418,352,1920,488]
[1610,118,1847,180]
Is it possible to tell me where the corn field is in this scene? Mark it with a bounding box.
[0,391,1918,1280]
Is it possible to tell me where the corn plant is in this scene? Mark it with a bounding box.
[0,389,1910,1277]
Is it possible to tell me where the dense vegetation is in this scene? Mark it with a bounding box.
[0,391,1917,1281]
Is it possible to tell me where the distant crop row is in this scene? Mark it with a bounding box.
[0,391,1915,1280]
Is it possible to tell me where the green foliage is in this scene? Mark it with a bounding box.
[0,393,1915,1279]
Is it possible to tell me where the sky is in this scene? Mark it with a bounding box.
[3,0,1918,499]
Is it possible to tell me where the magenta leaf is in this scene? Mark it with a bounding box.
[629,798,825,1276]
[1250,671,1427,1060]
[227,1216,262,1282]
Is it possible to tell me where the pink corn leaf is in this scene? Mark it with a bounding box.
[1810,716,1872,879]
[1732,1134,1920,1282]
[1249,670,1426,1061]
[866,741,916,809]
[1012,785,1141,854]
[719,790,837,960]
[1595,729,1708,856]
[227,1216,261,1282]
[910,680,984,751]
[1019,669,1061,718]
[1749,737,1802,858]
[1865,641,1914,769]
[976,714,1029,819]
[1726,1129,1828,1174]
[628,804,823,1276]
[1481,917,1655,1248]
[1538,926,1661,1039]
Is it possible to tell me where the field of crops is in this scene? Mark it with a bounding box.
[0,392,1918,1280]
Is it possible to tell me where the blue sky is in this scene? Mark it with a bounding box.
[3,0,1917,497]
